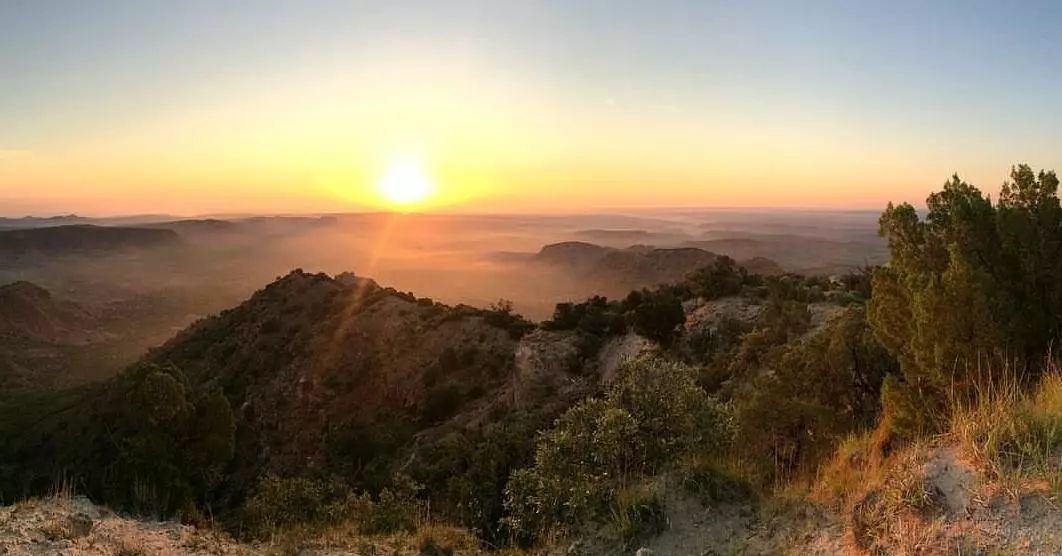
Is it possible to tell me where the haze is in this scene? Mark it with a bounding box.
[6,1,1062,215]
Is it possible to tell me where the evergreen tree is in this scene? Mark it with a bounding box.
[869,165,1062,435]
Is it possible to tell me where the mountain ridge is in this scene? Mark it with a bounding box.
[0,225,180,263]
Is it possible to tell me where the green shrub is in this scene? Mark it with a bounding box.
[544,296,628,358]
[366,473,422,534]
[503,356,730,544]
[685,256,749,300]
[243,473,423,538]
[42,362,240,518]
[731,307,894,484]
[484,299,535,340]
[243,475,333,533]
[870,166,1062,437]
[626,289,685,346]
[407,410,550,544]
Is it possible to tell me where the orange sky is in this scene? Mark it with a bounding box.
[3,2,1060,216]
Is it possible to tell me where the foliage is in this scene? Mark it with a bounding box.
[676,315,750,377]
[484,299,536,340]
[624,288,685,346]
[684,256,753,299]
[0,362,236,518]
[837,267,875,300]
[699,282,814,396]
[407,410,552,544]
[543,287,686,353]
[503,357,730,544]
[243,473,423,538]
[870,165,1062,436]
[544,295,628,358]
[542,256,767,357]
[325,419,416,492]
[732,307,896,483]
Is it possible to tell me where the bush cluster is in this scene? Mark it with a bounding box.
[243,473,423,538]
[503,356,730,544]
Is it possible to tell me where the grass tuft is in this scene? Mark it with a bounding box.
[951,363,1062,492]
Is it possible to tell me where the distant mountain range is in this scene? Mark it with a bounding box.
[530,241,783,296]
[684,234,886,275]
[0,216,338,265]
[0,225,179,264]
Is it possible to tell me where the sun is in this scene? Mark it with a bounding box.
[376,157,434,207]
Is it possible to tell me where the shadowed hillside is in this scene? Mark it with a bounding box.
[0,281,104,390]
[0,225,179,264]
[0,281,95,342]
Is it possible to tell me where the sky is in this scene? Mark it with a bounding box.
[3,0,1062,216]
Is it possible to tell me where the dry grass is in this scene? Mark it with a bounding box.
[811,411,903,511]
[260,519,484,555]
[810,361,1062,554]
[604,480,667,547]
[817,363,1062,509]
[811,433,876,508]
[114,540,147,556]
[951,364,1062,494]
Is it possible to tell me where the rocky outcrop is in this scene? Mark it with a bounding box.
[511,329,581,408]
[596,333,655,384]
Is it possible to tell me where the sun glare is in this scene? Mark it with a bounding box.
[376,157,434,207]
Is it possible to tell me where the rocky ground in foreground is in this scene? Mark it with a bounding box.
[2,442,1060,556]
[0,496,483,556]
[0,496,250,555]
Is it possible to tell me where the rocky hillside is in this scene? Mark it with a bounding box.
[2,270,596,533]
[9,266,784,540]
[107,270,539,511]
[138,270,673,532]
[0,264,921,553]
